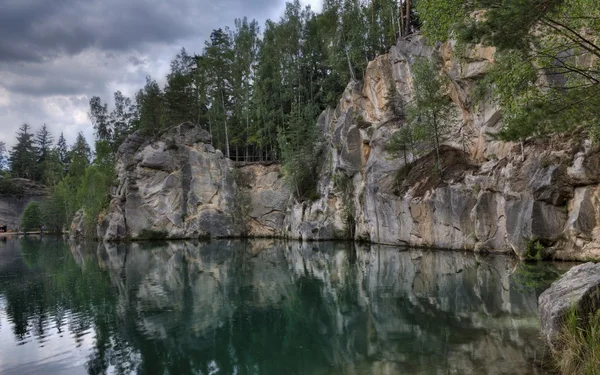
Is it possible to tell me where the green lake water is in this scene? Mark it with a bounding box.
[0,237,570,374]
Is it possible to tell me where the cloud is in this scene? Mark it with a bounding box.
[0,0,288,150]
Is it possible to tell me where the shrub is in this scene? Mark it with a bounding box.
[21,201,42,232]
[555,306,600,375]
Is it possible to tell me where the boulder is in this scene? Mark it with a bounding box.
[538,262,600,348]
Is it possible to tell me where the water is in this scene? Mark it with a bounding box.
[0,237,572,375]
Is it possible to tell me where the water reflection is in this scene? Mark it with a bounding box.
[0,238,565,374]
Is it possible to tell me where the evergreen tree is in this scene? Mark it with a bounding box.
[204,28,234,158]
[56,133,70,166]
[164,48,196,126]
[137,77,166,135]
[68,132,92,180]
[9,124,37,179]
[34,124,54,182]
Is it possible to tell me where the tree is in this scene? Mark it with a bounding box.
[204,28,234,158]
[34,124,54,182]
[137,77,166,135]
[9,124,37,179]
[20,201,42,232]
[406,58,458,172]
[418,0,600,141]
[69,132,91,180]
[56,133,69,166]
[89,96,111,142]
[164,48,196,126]
[110,91,137,150]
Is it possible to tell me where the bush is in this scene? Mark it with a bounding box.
[555,306,600,374]
[0,178,24,197]
[21,201,42,232]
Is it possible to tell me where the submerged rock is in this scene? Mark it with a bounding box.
[538,262,600,348]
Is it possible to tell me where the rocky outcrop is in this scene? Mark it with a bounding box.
[538,262,600,349]
[70,209,85,240]
[95,35,600,261]
[275,34,600,261]
[0,178,49,230]
[98,123,243,240]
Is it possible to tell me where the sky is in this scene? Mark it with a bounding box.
[0,0,323,150]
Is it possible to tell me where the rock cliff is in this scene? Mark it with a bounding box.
[0,178,48,230]
[97,35,600,261]
[98,123,243,240]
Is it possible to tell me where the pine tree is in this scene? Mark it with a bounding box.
[56,133,70,166]
[34,124,54,182]
[137,77,166,135]
[69,132,91,180]
[9,124,37,179]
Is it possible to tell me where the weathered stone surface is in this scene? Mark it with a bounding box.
[98,123,243,241]
[87,35,600,261]
[237,164,289,237]
[538,262,600,348]
[70,209,85,240]
[0,178,49,230]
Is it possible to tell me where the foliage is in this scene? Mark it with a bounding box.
[278,103,321,200]
[405,58,459,171]
[20,201,42,232]
[416,0,466,43]
[524,238,545,260]
[511,261,561,294]
[555,305,600,374]
[422,0,600,142]
[9,124,37,180]
[0,177,23,197]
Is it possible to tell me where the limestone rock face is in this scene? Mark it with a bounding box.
[237,164,289,237]
[0,178,49,230]
[277,34,600,260]
[98,123,243,240]
[538,262,600,348]
[92,35,600,261]
[70,209,85,241]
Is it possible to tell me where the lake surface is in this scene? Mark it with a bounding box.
[0,237,571,374]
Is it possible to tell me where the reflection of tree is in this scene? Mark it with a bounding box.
[0,239,563,374]
[0,237,134,375]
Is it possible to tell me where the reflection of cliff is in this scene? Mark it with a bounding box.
[96,240,547,374]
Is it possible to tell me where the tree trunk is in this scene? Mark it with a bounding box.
[399,0,405,37]
[346,47,356,81]
[220,90,230,159]
[433,114,441,173]
[405,0,411,36]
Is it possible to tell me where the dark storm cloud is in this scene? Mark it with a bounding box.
[0,0,314,149]
[0,0,281,63]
